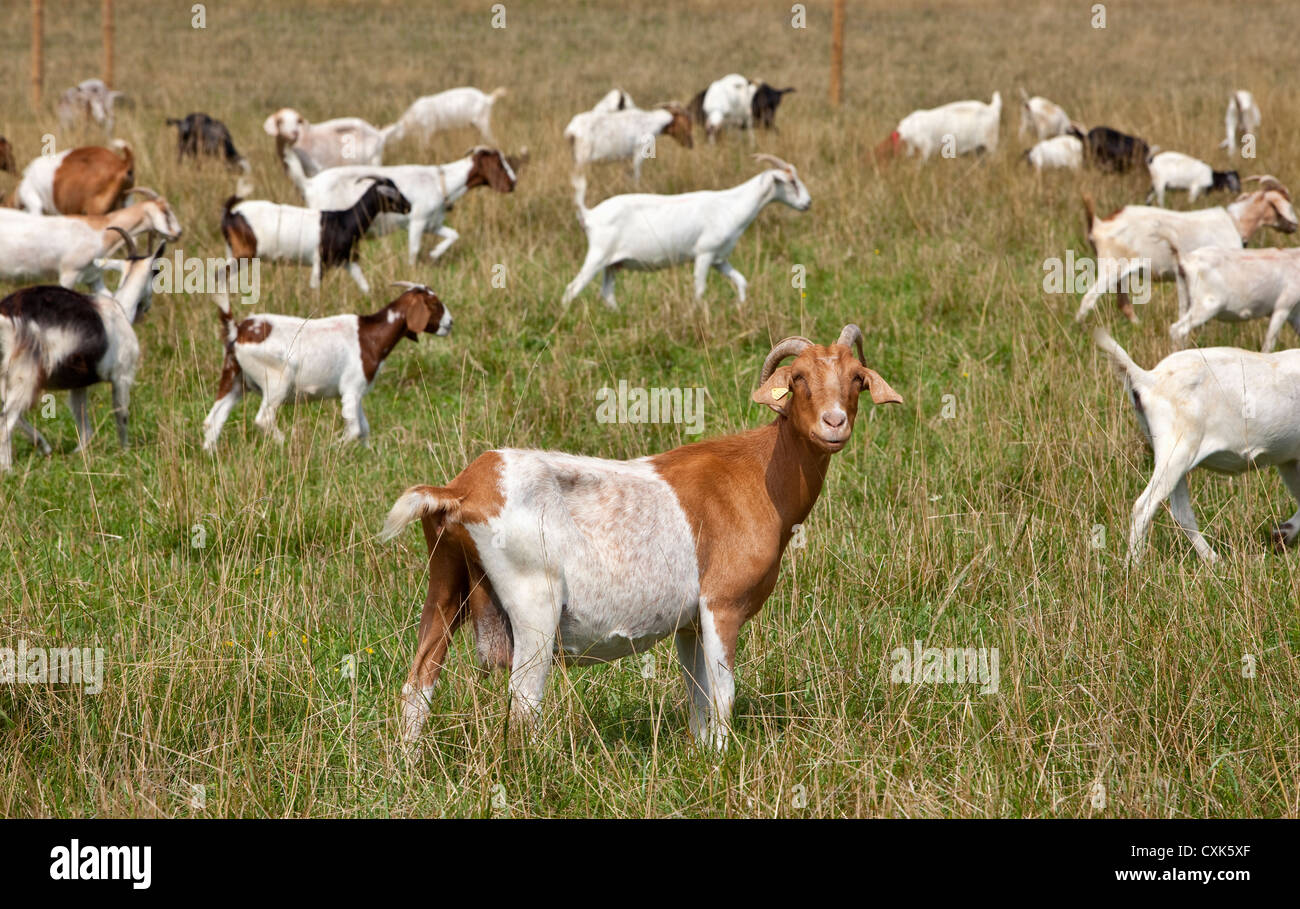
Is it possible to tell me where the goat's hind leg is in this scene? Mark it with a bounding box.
[1127,441,1200,564]
[1269,462,1300,550]
[401,526,472,742]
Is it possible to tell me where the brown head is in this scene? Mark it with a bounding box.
[752,325,902,453]
[1239,175,1298,234]
[873,130,902,165]
[0,137,14,174]
[659,104,694,148]
[465,147,517,193]
[390,282,452,339]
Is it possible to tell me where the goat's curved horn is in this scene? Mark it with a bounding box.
[123,186,161,201]
[106,225,138,258]
[753,153,793,172]
[835,324,866,364]
[1245,175,1290,199]
[761,336,813,381]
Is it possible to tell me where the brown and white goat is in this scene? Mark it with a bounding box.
[201,283,451,449]
[378,325,903,749]
[14,140,135,215]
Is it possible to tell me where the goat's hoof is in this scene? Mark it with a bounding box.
[1270,525,1296,551]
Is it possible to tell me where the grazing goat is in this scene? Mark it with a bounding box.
[220,177,410,293]
[563,104,693,181]
[0,137,14,174]
[167,113,249,172]
[1024,129,1084,171]
[1083,126,1149,173]
[201,282,451,449]
[878,92,1002,161]
[1075,176,1297,322]
[1018,89,1072,141]
[1169,246,1300,352]
[562,154,811,308]
[1222,90,1261,157]
[1145,150,1240,206]
[751,83,795,130]
[56,79,125,134]
[1092,323,1300,563]
[0,232,165,472]
[263,108,394,174]
[15,141,134,215]
[696,74,758,141]
[388,87,506,144]
[377,324,903,748]
[0,188,182,288]
[285,146,516,265]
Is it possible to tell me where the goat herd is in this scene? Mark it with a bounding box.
[0,71,1297,750]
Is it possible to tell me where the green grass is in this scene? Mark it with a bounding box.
[0,0,1297,817]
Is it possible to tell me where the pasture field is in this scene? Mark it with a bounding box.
[0,0,1297,818]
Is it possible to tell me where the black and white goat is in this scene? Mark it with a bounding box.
[167,113,249,172]
[220,177,410,293]
[0,230,165,471]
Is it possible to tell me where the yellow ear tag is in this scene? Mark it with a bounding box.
[771,386,789,401]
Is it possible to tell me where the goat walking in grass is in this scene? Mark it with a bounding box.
[562,154,810,308]
[201,283,451,450]
[378,325,902,749]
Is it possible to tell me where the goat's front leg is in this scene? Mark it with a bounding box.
[1271,462,1300,550]
[562,249,607,306]
[714,261,748,304]
[428,225,459,262]
[599,269,618,309]
[15,417,52,457]
[253,373,290,444]
[346,261,370,294]
[338,391,368,445]
[69,387,93,452]
[110,381,131,449]
[404,217,429,264]
[692,255,714,300]
[675,600,737,751]
[309,255,322,290]
[1261,305,1295,354]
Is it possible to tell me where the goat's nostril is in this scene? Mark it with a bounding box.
[822,412,846,429]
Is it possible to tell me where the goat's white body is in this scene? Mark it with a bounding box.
[564,108,677,179]
[562,167,811,307]
[896,93,1002,160]
[390,87,503,143]
[1025,134,1082,170]
[701,74,756,135]
[1170,247,1300,351]
[229,200,322,265]
[1094,327,1300,561]
[289,156,487,264]
[1019,95,1071,141]
[15,150,71,214]
[264,110,390,172]
[1222,90,1261,156]
[0,210,109,287]
[1146,151,1216,206]
[467,449,702,664]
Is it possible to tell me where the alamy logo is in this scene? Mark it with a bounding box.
[0,639,104,693]
[152,250,260,305]
[49,840,151,889]
[595,380,705,435]
[890,640,1000,694]
[1042,251,1151,305]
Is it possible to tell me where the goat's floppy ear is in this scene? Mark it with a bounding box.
[856,365,903,405]
[752,365,795,415]
[405,299,431,336]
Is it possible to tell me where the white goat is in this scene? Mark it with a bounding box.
[201,283,451,449]
[57,79,125,134]
[700,74,757,140]
[388,87,506,144]
[1169,247,1300,352]
[1075,176,1298,322]
[1018,89,1071,141]
[1221,90,1261,157]
[1025,132,1083,171]
[284,146,517,266]
[0,234,166,472]
[890,92,1002,160]
[1092,323,1300,563]
[0,190,181,288]
[263,108,395,174]
[1146,150,1241,206]
[561,154,811,308]
[220,177,410,293]
[563,105,693,181]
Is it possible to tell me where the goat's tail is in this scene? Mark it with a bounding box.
[379,485,465,542]
[110,138,133,168]
[571,173,589,226]
[1091,325,1152,390]
[488,87,507,103]
[990,91,1002,113]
